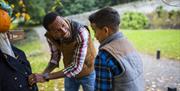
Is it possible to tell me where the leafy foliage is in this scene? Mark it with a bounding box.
[5,0,142,25]
[121,12,149,30]
[4,0,30,22]
[61,0,96,16]
[60,0,141,16]
[147,6,180,29]
[25,0,62,25]
[6,0,62,25]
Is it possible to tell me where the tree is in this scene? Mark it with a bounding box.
[4,0,30,22]
[61,0,96,16]
[25,0,62,24]
[6,0,62,25]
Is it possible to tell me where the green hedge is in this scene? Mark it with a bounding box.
[120,12,149,30]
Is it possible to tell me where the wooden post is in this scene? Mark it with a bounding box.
[168,87,177,91]
[156,49,160,59]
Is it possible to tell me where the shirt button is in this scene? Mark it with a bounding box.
[25,72,28,75]
[19,84,22,88]
[14,77,17,80]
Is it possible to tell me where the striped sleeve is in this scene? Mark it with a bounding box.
[63,27,89,77]
[47,38,61,66]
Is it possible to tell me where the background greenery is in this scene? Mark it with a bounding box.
[5,0,180,30]
[120,12,149,29]
[60,0,139,16]
[6,0,140,26]
[147,6,180,29]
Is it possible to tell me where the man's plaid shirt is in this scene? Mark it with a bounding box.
[47,27,89,78]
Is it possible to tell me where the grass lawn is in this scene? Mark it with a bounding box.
[122,29,180,60]
[14,30,48,72]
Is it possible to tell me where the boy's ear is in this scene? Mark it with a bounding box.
[103,26,109,33]
[103,26,114,36]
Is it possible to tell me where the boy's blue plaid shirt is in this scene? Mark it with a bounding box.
[95,50,122,91]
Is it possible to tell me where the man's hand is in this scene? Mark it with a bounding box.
[28,73,46,86]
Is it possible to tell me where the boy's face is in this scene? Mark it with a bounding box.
[47,16,70,40]
[91,23,109,43]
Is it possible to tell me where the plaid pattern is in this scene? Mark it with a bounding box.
[95,50,122,91]
[47,27,89,78]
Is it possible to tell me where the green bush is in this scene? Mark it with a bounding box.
[120,12,149,30]
[61,0,141,16]
[61,0,96,16]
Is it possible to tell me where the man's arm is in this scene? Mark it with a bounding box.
[28,70,65,85]
[63,27,89,77]
[43,39,61,74]
[43,63,58,74]
[29,28,89,84]
[44,27,89,79]
[29,38,62,85]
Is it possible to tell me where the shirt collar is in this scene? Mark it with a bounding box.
[99,32,123,48]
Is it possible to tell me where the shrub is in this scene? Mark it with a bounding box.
[120,12,149,30]
[147,6,180,29]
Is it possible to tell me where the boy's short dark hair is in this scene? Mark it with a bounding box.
[89,7,120,31]
[43,12,58,31]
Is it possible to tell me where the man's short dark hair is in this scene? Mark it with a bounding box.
[43,12,58,31]
[89,7,120,31]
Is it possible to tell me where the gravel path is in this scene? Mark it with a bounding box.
[142,54,180,91]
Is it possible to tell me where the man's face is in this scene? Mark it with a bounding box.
[47,16,70,40]
[91,23,108,43]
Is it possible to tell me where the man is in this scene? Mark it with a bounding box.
[88,7,144,91]
[0,1,38,91]
[29,12,96,91]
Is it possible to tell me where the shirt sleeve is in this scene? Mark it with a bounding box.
[63,27,89,77]
[95,50,122,91]
[47,38,61,66]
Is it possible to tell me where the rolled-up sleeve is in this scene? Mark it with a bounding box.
[63,27,89,77]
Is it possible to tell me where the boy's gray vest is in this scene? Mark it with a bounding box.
[100,34,144,91]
